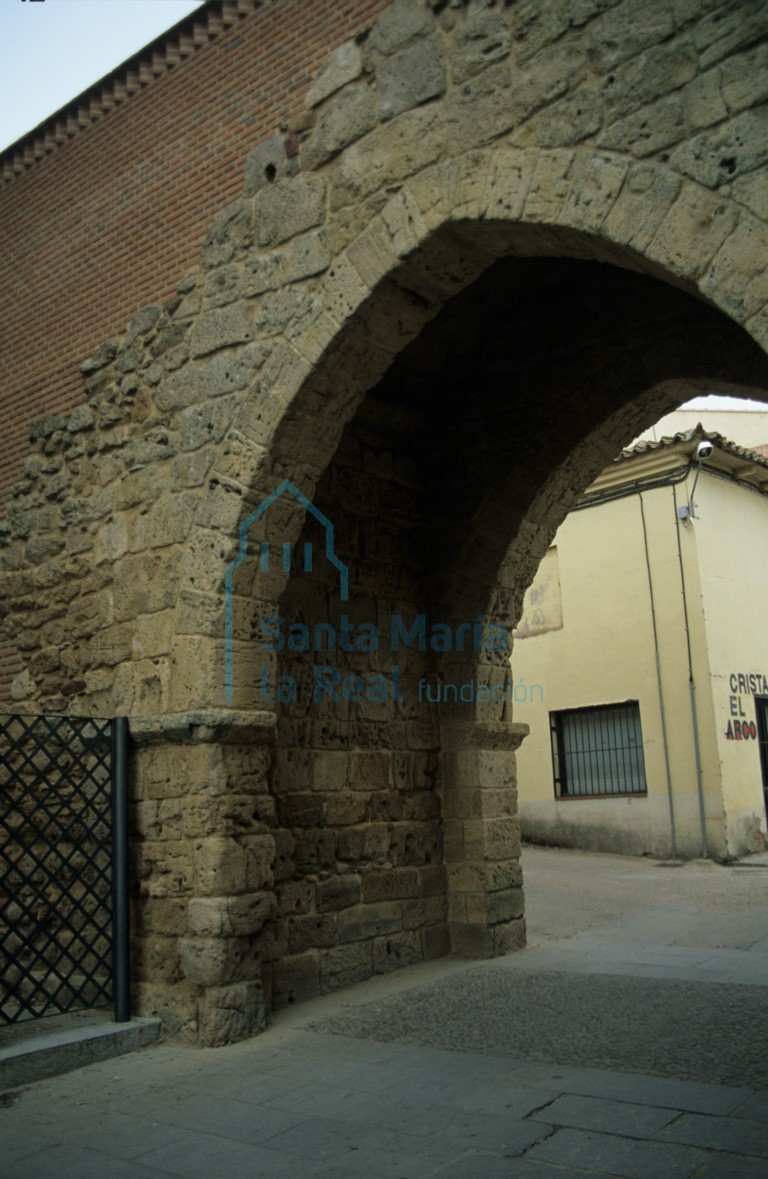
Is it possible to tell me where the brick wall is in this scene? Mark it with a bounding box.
[0,0,391,696]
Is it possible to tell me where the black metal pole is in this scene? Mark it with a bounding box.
[111,716,130,1023]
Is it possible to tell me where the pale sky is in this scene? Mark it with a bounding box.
[0,0,204,151]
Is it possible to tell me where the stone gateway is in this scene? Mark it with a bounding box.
[2,0,767,1044]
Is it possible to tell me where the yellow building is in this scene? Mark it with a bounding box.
[513,427,768,861]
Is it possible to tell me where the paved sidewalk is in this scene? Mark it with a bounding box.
[1,848,766,1178]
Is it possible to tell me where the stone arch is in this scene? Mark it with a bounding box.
[3,0,768,1042]
[168,149,768,717]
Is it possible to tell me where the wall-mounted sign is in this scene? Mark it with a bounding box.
[725,672,767,741]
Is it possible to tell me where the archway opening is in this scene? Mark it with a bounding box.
[233,244,768,1009]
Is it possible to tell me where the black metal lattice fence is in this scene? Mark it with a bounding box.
[0,713,129,1025]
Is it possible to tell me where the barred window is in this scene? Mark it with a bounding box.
[550,702,647,798]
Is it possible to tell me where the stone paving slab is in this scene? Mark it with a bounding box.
[524,1127,709,1178]
[1,1018,765,1179]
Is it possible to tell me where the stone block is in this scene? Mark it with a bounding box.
[670,109,768,190]
[402,895,447,931]
[287,912,338,954]
[311,750,350,791]
[350,750,391,790]
[190,305,253,359]
[586,0,674,73]
[187,892,272,937]
[338,901,402,944]
[422,922,450,961]
[561,151,629,234]
[369,0,434,55]
[292,827,336,873]
[323,793,370,826]
[388,820,442,866]
[329,105,443,213]
[243,136,295,197]
[198,981,266,1046]
[135,896,187,936]
[452,8,511,84]
[272,951,320,1006]
[683,70,728,133]
[720,42,768,115]
[493,917,526,955]
[512,44,585,124]
[133,981,198,1039]
[253,176,326,248]
[307,40,363,109]
[701,218,768,321]
[277,879,314,916]
[319,942,373,992]
[157,342,270,411]
[446,860,523,894]
[449,921,494,958]
[134,839,193,898]
[277,792,325,828]
[302,84,378,171]
[377,36,446,122]
[362,867,419,903]
[598,95,686,157]
[179,934,260,988]
[201,200,254,268]
[315,873,362,913]
[132,934,183,984]
[523,149,576,223]
[648,182,740,281]
[602,161,681,254]
[519,84,602,149]
[465,886,524,926]
[513,1,570,64]
[192,835,249,896]
[372,930,423,974]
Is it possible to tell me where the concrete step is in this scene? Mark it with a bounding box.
[0,1009,161,1090]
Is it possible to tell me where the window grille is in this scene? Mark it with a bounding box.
[550,702,647,798]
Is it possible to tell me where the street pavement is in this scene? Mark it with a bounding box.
[1,846,767,1178]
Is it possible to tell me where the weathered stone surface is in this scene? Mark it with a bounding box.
[272,951,320,1006]
[601,40,698,122]
[319,942,373,992]
[302,84,378,170]
[649,182,740,281]
[670,109,768,189]
[599,94,687,157]
[513,0,571,64]
[243,136,296,197]
[307,40,363,109]
[451,8,511,84]
[187,893,272,937]
[253,176,327,247]
[198,981,266,1046]
[513,44,585,125]
[586,0,674,73]
[156,342,270,411]
[287,912,338,953]
[372,930,423,973]
[369,0,434,56]
[315,873,362,913]
[190,305,253,359]
[377,36,446,122]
